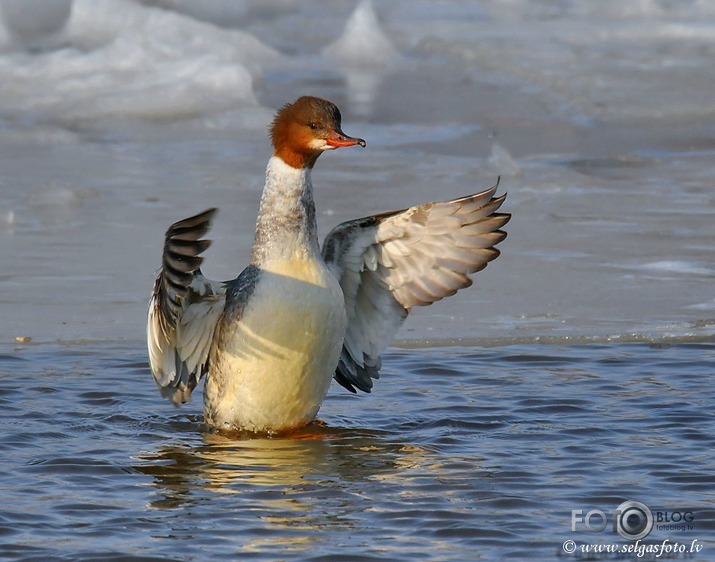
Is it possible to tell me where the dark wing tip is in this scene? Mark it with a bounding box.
[166,208,217,234]
[334,358,377,394]
[155,208,218,325]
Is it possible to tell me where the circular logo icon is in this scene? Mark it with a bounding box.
[615,500,653,540]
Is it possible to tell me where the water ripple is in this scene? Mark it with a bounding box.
[0,342,713,560]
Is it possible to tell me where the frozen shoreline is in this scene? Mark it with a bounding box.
[1,0,714,347]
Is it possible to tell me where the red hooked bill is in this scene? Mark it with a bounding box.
[326,128,366,148]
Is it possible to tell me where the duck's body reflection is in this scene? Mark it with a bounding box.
[135,421,422,505]
[132,410,488,556]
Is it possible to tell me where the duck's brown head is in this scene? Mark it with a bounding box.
[270,96,366,169]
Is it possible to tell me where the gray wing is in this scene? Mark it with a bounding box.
[322,182,510,393]
[147,208,226,405]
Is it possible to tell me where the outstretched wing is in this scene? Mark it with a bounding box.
[147,209,226,405]
[322,182,510,393]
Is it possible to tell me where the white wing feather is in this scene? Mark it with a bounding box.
[322,183,509,393]
[146,209,225,405]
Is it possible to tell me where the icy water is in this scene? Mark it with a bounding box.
[1,342,714,561]
[1,0,715,560]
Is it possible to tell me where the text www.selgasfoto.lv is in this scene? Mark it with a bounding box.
[562,538,704,558]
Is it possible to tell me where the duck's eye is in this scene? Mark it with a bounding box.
[308,122,319,130]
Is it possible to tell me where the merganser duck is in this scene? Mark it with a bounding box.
[147,96,510,434]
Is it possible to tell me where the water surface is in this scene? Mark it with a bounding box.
[1,342,713,560]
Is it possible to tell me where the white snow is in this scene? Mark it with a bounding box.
[0,0,714,343]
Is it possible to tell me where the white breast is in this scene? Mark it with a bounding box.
[204,252,346,433]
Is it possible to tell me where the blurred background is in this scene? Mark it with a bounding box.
[1,0,714,345]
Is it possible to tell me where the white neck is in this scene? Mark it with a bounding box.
[251,156,320,265]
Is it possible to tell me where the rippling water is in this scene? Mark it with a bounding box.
[1,341,713,560]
